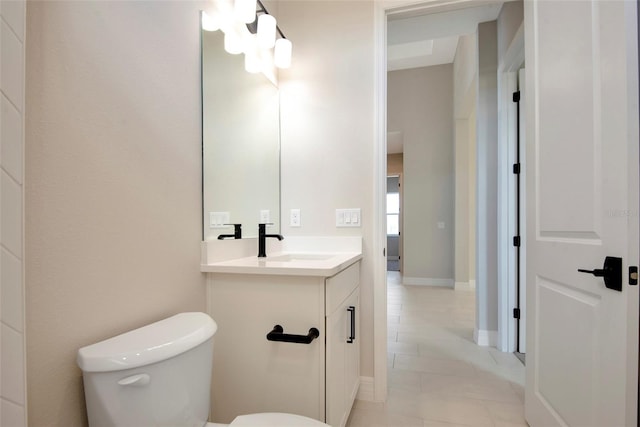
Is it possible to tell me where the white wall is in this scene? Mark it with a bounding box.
[1,0,27,425]
[387,64,455,285]
[278,0,376,377]
[475,21,499,343]
[25,2,207,425]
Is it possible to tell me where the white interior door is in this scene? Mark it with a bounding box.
[524,1,639,426]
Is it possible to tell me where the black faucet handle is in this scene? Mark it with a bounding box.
[224,223,242,239]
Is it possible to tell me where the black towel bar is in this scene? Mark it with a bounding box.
[266,325,320,344]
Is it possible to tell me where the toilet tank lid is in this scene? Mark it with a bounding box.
[77,312,217,373]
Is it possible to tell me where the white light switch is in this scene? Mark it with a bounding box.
[210,212,230,229]
[336,208,361,227]
[290,209,301,227]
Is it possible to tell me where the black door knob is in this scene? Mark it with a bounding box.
[578,256,622,292]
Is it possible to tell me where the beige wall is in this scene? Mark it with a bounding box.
[388,64,454,283]
[387,153,403,175]
[1,0,27,425]
[476,20,499,334]
[25,2,207,425]
[277,1,375,376]
[467,108,477,283]
[453,33,477,286]
[497,0,523,61]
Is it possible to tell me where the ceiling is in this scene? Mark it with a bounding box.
[386,2,504,153]
[387,3,503,71]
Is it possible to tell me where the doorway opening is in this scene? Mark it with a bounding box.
[373,0,528,404]
[386,175,401,272]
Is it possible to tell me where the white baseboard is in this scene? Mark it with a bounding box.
[474,328,498,347]
[469,279,476,288]
[454,281,473,290]
[402,277,454,287]
[356,376,375,401]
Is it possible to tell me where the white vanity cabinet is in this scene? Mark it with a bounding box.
[206,260,360,427]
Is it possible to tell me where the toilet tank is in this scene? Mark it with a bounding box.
[77,312,217,427]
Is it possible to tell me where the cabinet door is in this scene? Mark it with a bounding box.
[326,300,347,427]
[326,287,360,427]
[344,288,360,407]
[209,275,325,424]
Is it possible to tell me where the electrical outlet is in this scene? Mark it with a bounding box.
[290,209,301,227]
[260,210,270,224]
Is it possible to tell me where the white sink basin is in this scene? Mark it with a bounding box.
[268,253,335,262]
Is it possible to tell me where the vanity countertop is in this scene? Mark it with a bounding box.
[200,252,362,277]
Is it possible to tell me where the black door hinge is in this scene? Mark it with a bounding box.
[513,308,521,319]
[513,91,521,102]
[513,163,521,174]
[513,236,521,247]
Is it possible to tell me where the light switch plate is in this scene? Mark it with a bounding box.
[210,212,230,229]
[336,208,361,227]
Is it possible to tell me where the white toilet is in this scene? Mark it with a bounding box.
[76,312,329,427]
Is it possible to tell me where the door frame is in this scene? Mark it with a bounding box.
[497,23,524,352]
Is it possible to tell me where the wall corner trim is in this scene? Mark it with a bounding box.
[474,328,498,347]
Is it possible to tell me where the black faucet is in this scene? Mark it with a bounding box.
[258,223,283,257]
[217,224,242,240]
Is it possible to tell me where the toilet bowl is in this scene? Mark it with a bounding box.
[76,312,328,427]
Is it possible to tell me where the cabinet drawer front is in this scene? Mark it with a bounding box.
[326,262,360,315]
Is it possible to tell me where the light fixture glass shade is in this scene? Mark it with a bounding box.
[201,11,220,31]
[257,14,276,49]
[234,0,257,24]
[274,38,292,68]
[224,31,244,54]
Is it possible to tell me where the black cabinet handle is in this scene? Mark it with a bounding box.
[347,306,356,343]
[266,325,320,344]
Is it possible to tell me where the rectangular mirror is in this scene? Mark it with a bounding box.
[201,26,281,240]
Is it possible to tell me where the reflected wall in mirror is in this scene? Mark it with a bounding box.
[202,28,280,240]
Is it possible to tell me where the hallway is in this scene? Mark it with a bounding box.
[347,272,527,426]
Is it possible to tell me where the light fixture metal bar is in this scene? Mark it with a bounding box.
[255,0,287,39]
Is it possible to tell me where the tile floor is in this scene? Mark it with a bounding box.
[346,272,527,427]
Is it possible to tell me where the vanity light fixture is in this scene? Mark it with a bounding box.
[202,0,292,74]
[274,38,292,69]
[201,12,221,31]
[233,0,257,24]
[257,13,276,49]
